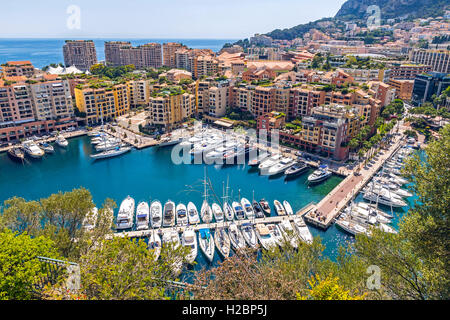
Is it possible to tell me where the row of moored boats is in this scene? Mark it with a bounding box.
[7,135,68,162]
[112,195,313,272]
[335,146,415,236]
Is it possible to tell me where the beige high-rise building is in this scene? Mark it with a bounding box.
[63,40,98,71]
[104,42,162,69]
[149,90,195,128]
[75,83,130,125]
[163,43,185,68]
[29,80,74,121]
[105,41,131,67]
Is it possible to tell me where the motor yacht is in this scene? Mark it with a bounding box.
[181,228,198,264]
[22,141,44,159]
[176,203,188,226]
[148,230,162,261]
[292,216,313,244]
[264,157,295,176]
[284,161,309,178]
[273,200,286,216]
[163,200,176,227]
[187,202,200,225]
[283,200,294,215]
[307,165,332,184]
[241,198,255,219]
[115,196,135,230]
[232,201,246,220]
[255,223,277,250]
[240,223,258,249]
[135,201,149,231]
[150,200,162,228]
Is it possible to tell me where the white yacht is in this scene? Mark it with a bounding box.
[82,207,98,231]
[336,219,369,237]
[273,200,286,216]
[363,191,407,208]
[198,228,215,263]
[264,157,295,176]
[232,201,246,220]
[255,223,277,250]
[135,201,149,231]
[205,141,238,162]
[248,152,271,167]
[279,219,298,248]
[201,200,213,223]
[90,146,131,160]
[240,223,258,249]
[366,182,413,198]
[241,198,255,219]
[115,196,135,230]
[223,201,234,221]
[150,200,162,228]
[211,203,224,222]
[163,200,176,227]
[22,141,45,159]
[176,203,188,227]
[181,228,198,264]
[228,223,247,252]
[258,154,282,175]
[307,165,332,184]
[267,223,284,247]
[292,216,313,244]
[148,230,162,261]
[214,227,231,258]
[187,202,200,225]
[356,202,393,219]
[55,135,68,148]
[283,200,294,215]
[38,142,54,154]
[346,204,391,225]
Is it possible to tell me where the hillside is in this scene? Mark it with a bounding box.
[260,0,449,41]
[336,0,449,21]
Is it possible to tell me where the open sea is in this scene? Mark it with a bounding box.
[0,38,237,69]
[0,136,418,279]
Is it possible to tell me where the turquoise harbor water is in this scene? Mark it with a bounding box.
[0,136,418,277]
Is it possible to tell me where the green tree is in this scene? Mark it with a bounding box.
[79,236,189,300]
[355,124,450,299]
[0,229,59,300]
[297,275,366,300]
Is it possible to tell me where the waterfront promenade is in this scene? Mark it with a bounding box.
[303,131,405,229]
[110,203,316,239]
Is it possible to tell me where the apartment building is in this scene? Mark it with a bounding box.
[388,79,414,101]
[104,41,131,66]
[149,90,195,128]
[289,87,325,118]
[257,111,286,131]
[409,49,450,73]
[207,85,229,117]
[104,42,162,69]
[74,83,130,125]
[1,61,35,78]
[387,63,433,80]
[0,76,76,142]
[29,80,74,121]
[63,40,98,71]
[193,55,219,79]
[163,43,185,68]
[285,104,359,160]
[340,67,385,83]
[127,79,152,108]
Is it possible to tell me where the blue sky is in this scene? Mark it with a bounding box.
[0,0,347,39]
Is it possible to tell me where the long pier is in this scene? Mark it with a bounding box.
[111,203,316,239]
[303,131,406,230]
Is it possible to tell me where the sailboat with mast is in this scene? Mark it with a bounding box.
[201,168,213,223]
[222,178,234,221]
